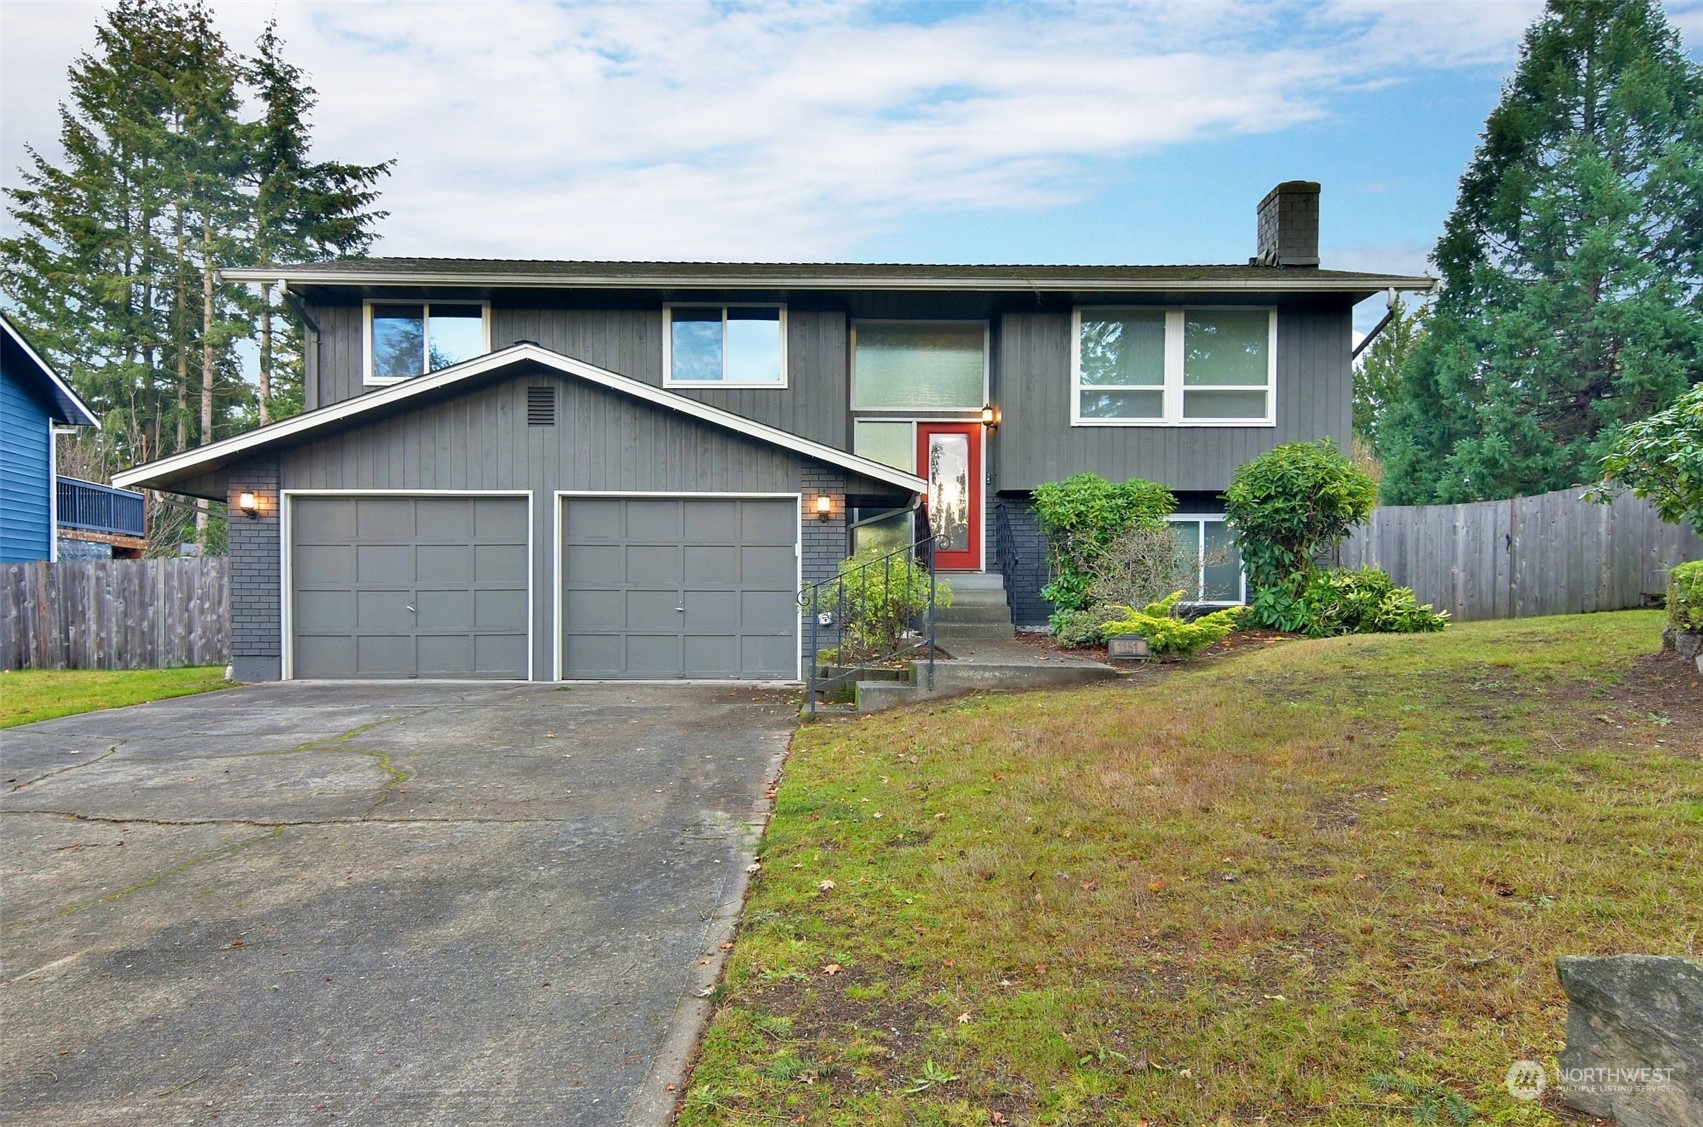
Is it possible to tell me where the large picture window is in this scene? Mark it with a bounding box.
[365,301,489,383]
[851,322,986,410]
[1072,308,1275,425]
[664,305,786,386]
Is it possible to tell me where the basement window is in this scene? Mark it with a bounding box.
[365,300,490,384]
[1167,514,1247,605]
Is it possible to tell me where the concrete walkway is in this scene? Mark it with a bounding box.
[854,638,1118,710]
[0,681,796,1126]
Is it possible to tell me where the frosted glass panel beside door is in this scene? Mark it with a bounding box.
[853,420,916,473]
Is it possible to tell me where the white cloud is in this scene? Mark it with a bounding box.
[3,0,1551,261]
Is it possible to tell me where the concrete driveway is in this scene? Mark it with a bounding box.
[0,681,798,1126]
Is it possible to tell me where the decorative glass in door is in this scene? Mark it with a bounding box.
[916,423,981,570]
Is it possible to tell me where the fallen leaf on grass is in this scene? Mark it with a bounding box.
[818,879,836,891]
[718,941,734,950]
[1147,879,1165,893]
[1081,879,1098,892]
[957,1012,971,1024]
[823,963,842,976]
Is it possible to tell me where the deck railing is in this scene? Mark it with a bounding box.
[802,532,937,714]
[56,477,145,537]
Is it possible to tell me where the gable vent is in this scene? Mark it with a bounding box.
[526,385,556,426]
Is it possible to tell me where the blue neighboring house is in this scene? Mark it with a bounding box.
[1,313,99,563]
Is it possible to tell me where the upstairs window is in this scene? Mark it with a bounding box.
[851,322,986,410]
[365,301,489,383]
[1072,308,1275,425]
[665,305,786,386]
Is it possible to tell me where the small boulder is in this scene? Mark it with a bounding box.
[1555,955,1703,1127]
[1679,631,1703,662]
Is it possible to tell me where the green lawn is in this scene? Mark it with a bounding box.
[683,611,1700,1125]
[0,666,232,728]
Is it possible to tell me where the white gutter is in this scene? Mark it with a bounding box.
[114,342,928,496]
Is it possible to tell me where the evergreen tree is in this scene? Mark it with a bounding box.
[2,0,389,550]
[1380,0,1703,504]
[1353,297,1426,450]
[242,21,389,423]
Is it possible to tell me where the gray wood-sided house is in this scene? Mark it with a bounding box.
[115,182,1429,683]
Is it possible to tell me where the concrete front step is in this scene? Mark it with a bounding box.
[946,592,1008,609]
[854,655,1116,712]
[933,603,1014,624]
[936,622,1017,641]
[942,572,1006,590]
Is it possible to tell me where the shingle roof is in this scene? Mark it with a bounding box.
[223,258,1433,295]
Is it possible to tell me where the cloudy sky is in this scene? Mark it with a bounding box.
[5,0,1702,305]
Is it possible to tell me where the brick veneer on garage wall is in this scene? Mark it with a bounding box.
[227,456,282,682]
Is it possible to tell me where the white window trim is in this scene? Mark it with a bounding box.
[1071,307,1277,427]
[363,299,492,386]
[662,303,789,389]
[1166,513,1247,606]
[849,319,990,414]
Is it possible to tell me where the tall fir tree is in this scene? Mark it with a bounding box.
[243,21,389,424]
[2,0,389,550]
[1353,297,1426,451]
[1379,0,1703,505]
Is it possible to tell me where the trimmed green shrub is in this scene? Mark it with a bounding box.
[1225,441,1378,623]
[1034,473,1175,620]
[1098,591,1241,657]
[1050,608,1108,650]
[1670,560,1703,633]
[1299,566,1449,637]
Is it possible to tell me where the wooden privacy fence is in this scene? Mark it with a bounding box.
[1340,487,1702,622]
[0,558,229,670]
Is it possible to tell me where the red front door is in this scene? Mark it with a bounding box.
[916,423,981,570]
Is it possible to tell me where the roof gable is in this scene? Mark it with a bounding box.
[1,314,98,427]
[114,342,926,496]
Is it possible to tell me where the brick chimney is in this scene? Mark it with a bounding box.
[1254,181,1320,268]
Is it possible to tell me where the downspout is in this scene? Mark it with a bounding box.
[1351,288,1401,361]
[1351,280,1439,361]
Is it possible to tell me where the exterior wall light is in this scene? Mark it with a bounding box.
[814,494,833,521]
[980,402,1000,430]
[237,491,259,519]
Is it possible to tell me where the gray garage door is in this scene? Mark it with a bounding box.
[291,495,529,679]
[561,497,798,679]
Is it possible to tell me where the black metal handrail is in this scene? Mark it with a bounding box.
[802,530,937,714]
[994,501,1020,595]
[57,477,145,537]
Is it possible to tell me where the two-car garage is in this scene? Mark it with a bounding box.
[285,492,801,681]
[114,348,926,685]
